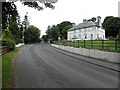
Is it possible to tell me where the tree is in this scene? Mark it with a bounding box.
[102,16,120,38]
[88,17,96,22]
[2,0,58,43]
[46,21,73,41]
[24,25,40,44]
[9,17,21,43]
[1,28,12,39]
[51,25,59,41]
[2,2,19,30]
[2,2,22,44]
[10,0,58,11]
[118,30,120,38]
[46,25,59,41]
[58,21,73,39]
[42,35,49,43]
[117,30,120,43]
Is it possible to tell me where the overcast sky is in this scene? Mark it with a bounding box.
[15,0,119,36]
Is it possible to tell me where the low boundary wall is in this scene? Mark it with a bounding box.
[51,44,120,63]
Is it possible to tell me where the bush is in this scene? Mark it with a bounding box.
[117,30,120,43]
[39,39,41,43]
[24,25,40,44]
[50,40,53,44]
[1,28,12,39]
[118,30,120,38]
[1,39,15,51]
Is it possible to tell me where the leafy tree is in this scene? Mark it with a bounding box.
[118,30,120,38]
[42,35,49,43]
[12,0,58,11]
[46,21,73,41]
[88,17,96,22]
[1,28,12,39]
[102,16,120,38]
[50,25,59,41]
[9,17,21,43]
[0,28,15,50]
[117,30,120,43]
[24,25,40,44]
[2,2,19,30]
[46,25,59,41]
[2,2,22,44]
[58,21,73,39]
[22,1,55,10]
[2,0,58,44]
[46,26,51,36]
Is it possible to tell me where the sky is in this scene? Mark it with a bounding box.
[15,0,120,36]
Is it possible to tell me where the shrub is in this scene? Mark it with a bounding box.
[2,28,12,39]
[117,30,120,38]
[1,39,15,51]
[117,30,120,45]
[50,40,53,44]
[39,39,41,43]
[24,25,40,44]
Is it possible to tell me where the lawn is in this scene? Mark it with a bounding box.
[59,40,120,52]
[2,49,19,88]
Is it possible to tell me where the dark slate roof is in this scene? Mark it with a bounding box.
[69,21,98,31]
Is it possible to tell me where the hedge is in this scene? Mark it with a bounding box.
[1,39,15,51]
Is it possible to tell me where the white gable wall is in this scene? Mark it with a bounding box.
[97,28,105,40]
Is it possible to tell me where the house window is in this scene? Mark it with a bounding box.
[103,35,104,39]
[84,28,87,32]
[79,34,81,39]
[97,34,99,38]
[74,30,76,33]
[91,34,93,40]
[84,33,87,39]
[93,26,96,29]
[74,35,76,38]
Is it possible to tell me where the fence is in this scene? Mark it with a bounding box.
[0,46,9,55]
[55,39,120,52]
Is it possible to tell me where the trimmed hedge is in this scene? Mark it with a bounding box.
[1,39,15,51]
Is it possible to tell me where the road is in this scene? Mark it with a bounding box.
[15,43,118,88]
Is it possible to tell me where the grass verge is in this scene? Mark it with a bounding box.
[2,49,19,88]
[0,56,2,89]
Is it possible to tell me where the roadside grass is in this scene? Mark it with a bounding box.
[59,40,120,52]
[0,56,2,89]
[2,49,19,88]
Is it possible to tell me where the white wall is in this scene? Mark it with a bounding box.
[51,44,119,63]
[67,26,105,40]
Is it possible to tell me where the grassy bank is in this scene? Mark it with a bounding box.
[2,49,19,88]
[0,56,2,89]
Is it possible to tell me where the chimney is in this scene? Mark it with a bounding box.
[97,16,102,27]
[83,19,87,23]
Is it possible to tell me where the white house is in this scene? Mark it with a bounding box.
[67,16,105,40]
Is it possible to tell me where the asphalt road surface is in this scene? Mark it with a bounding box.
[15,43,118,88]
